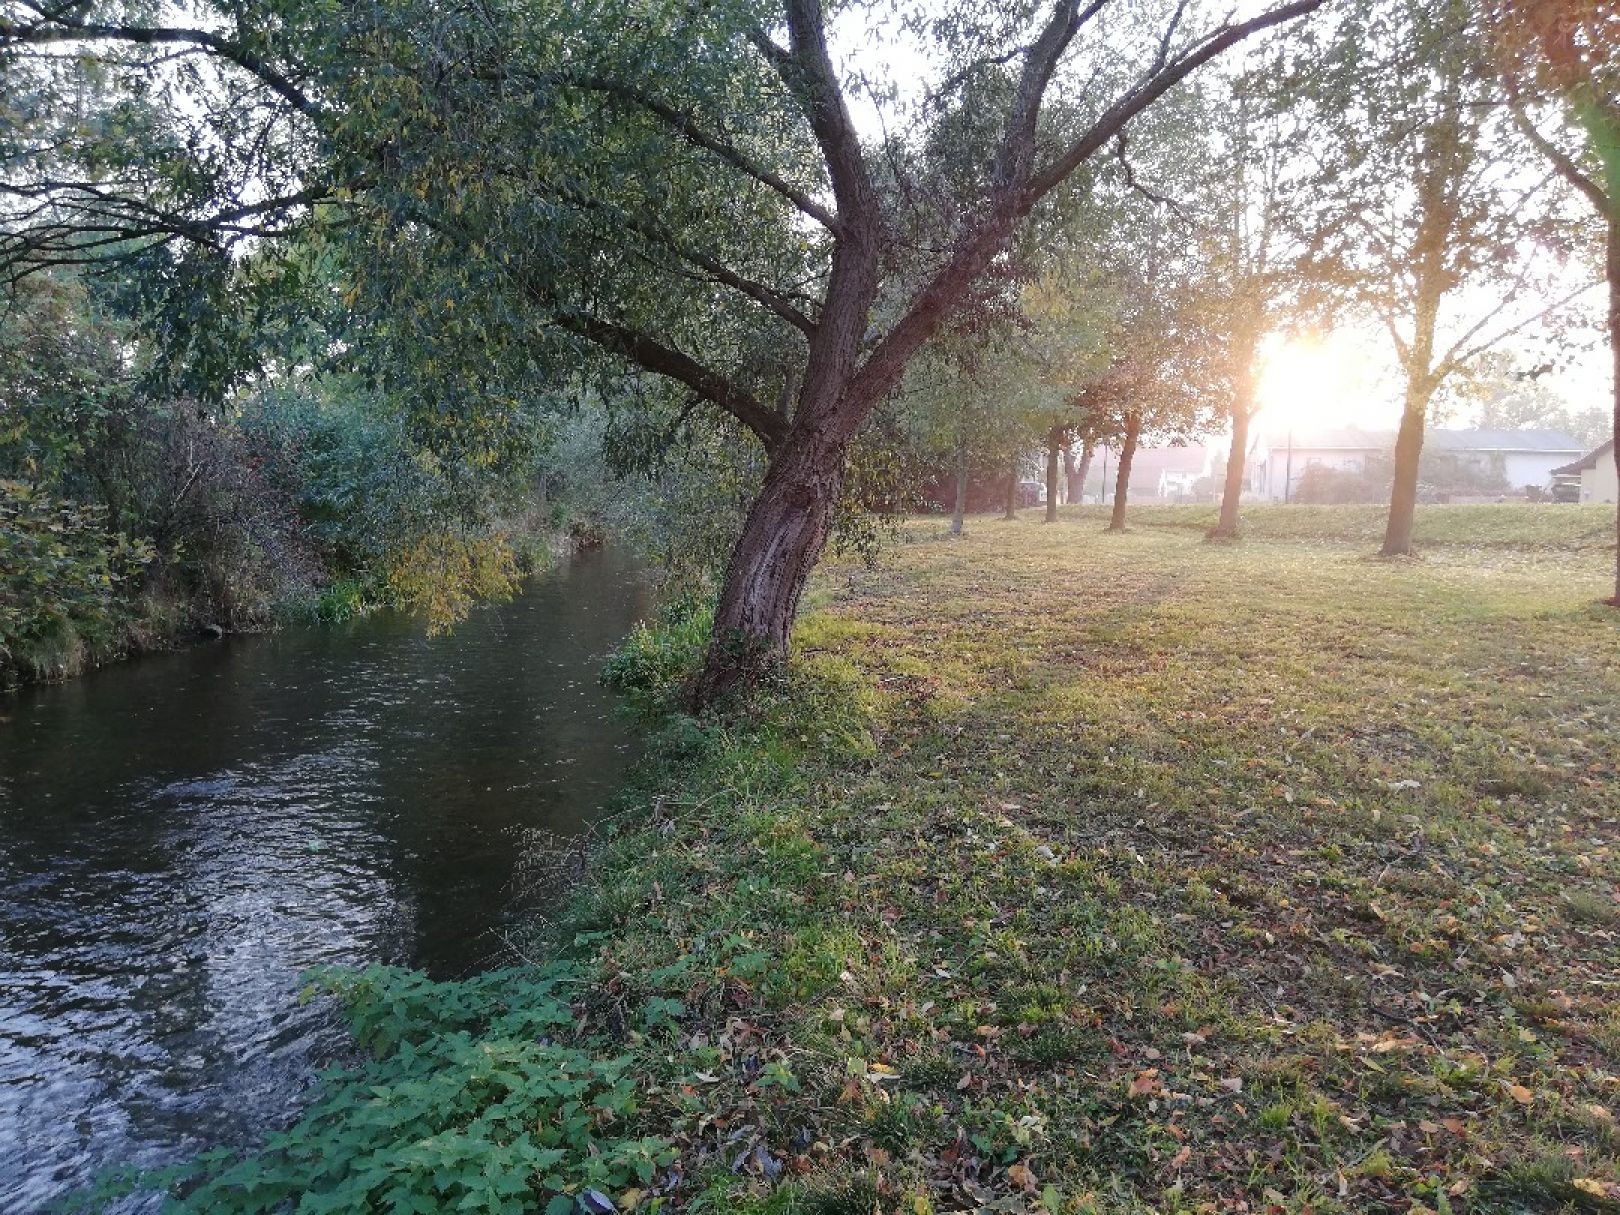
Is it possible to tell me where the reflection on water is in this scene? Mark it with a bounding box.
[0,547,651,1212]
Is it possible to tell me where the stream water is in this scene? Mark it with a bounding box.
[0,547,652,1212]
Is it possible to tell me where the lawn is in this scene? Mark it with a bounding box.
[579,504,1620,1213]
[173,504,1620,1214]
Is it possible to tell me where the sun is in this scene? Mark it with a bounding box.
[1256,332,1375,430]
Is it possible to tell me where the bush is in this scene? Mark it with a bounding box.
[601,593,715,717]
[0,481,152,682]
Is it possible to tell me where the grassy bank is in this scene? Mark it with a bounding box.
[153,504,1620,1214]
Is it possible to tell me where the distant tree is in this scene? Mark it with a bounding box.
[1292,0,1594,557]
[1198,76,1315,540]
[1492,0,1619,601]
[1447,350,1609,448]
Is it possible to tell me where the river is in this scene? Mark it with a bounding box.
[0,547,652,1212]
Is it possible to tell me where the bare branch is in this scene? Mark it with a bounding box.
[1026,0,1326,202]
[565,74,839,234]
[0,16,319,115]
[1113,132,1191,220]
[1438,279,1602,376]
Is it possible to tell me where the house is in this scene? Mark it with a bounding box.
[1550,439,1618,505]
[1245,427,1585,502]
[1250,427,1390,502]
[1424,429,1590,492]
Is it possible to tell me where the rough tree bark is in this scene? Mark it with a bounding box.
[1004,458,1020,520]
[1108,411,1142,532]
[1209,405,1250,540]
[1044,425,1064,522]
[1072,438,1095,503]
[1381,372,1438,556]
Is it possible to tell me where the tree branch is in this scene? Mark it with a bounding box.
[846,0,1324,414]
[548,311,788,450]
[567,74,840,233]
[780,0,876,226]
[1506,98,1612,220]
[1025,0,1326,201]
[0,16,319,115]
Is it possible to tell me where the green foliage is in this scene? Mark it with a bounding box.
[102,965,673,1214]
[602,593,715,717]
[0,481,152,682]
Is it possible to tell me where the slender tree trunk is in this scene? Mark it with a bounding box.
[1381,377,1434,556]
[949,440,968,537]
[1108,412,1141,532]
[1073,439,1094,504]
[1608,215,1619,604]
[1044,425,1063,522]
[1210,332,1259,539]
[1003,457,1019,520]
[1210,406,1251,540]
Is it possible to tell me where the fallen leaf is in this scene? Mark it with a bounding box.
[1008,1160,1038,1190]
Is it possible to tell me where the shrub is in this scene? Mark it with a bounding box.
[602,593,715,717]
[0,481,152,682]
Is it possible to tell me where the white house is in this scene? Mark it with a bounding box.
[1249,427,1383,501]
[1243,427,1584,502]
[1551,439,1619,505]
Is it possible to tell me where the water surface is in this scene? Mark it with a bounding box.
[0,547,651,1211]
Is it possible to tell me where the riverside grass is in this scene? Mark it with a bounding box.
[156,504,1620,1214]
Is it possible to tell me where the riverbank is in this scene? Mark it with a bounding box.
[0,502,592,691]
[154,505,1620,1213]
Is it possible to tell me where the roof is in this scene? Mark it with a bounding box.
[1551,438,1615,476]
[1128,444,1212,476]
[1259,427,1585,454]
[1260,426,1393,451]
[1426,428,1584,453]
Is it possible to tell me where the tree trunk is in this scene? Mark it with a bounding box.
[949,440,968,537]
[1044,425,1063,522]
[1608,214,1619,604]
[1380,377,1433,556]
[691,420,850,706]
[1003,458,1019,520]
[1108,412,1141,531]
[1073,439,1094,504]
[1209,406,1251,540]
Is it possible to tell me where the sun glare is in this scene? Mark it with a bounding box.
[1256,332,1380,430]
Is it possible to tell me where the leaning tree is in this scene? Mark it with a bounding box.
[1,0,1326,705]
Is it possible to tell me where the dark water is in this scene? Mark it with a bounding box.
[0,547,652,1212]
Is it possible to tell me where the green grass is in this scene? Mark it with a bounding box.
[1057,501,1617,552]
[165,503,1620,1214]
[579,505,1620,1212]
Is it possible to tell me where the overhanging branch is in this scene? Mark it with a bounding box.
[549,311,788,450]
